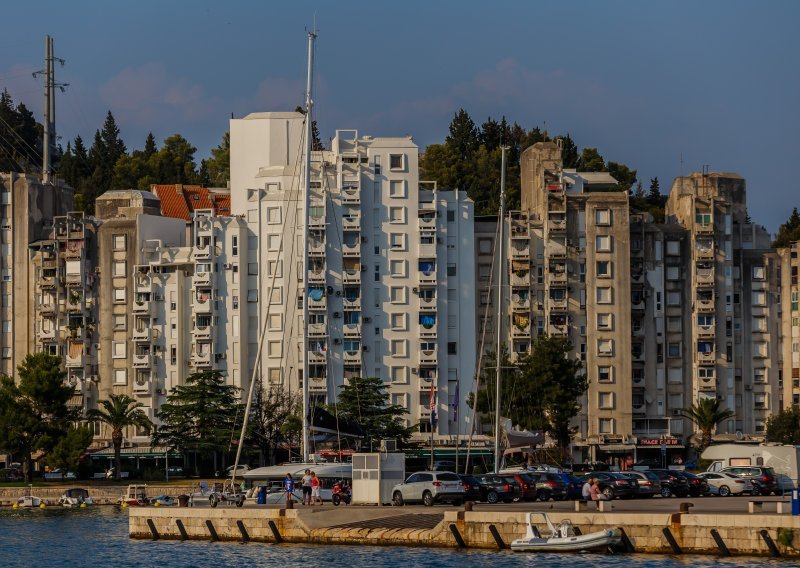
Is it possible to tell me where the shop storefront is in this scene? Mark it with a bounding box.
[635,437,685,467]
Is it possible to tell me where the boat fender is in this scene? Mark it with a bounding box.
[122,502,128,508]
[12,503,18,510]
[39,503,46,509]
[80,503,86,508]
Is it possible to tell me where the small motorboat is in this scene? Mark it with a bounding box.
[60,488,93,507]
[15,495,44,509]
[150,495,176,507]
[510,512,621,553]
[119,484,149,507]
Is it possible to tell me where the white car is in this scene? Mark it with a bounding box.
[43,469,77,481]
[697,471,753,496]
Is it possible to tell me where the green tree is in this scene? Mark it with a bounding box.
[44,425,93,475]
[201,131,230,186]
[446,108,479,160]
[0,89,41,173]
[143,132,157,157]
[647,177,661,204]
[331,377,414,450]
[607,161,637,192]
[157,134,198,184]
[681,398,735,454]
[152,371,242,475]
[0,353,80,481]
[83,111,127,214]
[87,394,153,480]
[578,147,605,172]
[555,134,579,168]
[774,207,800,248]
[765,406,800,445]
[419,143,459,190]
[246,383,299,466]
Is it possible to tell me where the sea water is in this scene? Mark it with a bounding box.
[0,507,791,567]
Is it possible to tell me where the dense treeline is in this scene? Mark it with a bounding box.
[0,89,43,173]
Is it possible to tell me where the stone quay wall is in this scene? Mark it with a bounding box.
[0,485,195,505]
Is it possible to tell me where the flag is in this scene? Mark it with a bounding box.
[451,383,459,422]
[429,382,437,426]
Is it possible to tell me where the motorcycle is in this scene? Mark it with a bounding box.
[331,483,351,506]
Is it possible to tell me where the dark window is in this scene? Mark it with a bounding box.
[447,342,457,355]
[447,210,455,222]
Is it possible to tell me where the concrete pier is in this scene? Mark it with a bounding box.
[129,505,800,557]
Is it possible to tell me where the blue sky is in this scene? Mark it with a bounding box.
[1,0,798,231]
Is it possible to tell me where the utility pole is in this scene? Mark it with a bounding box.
[493,146,508,473]
[34,35,67,184]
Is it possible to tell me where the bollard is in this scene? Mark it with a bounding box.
[464,501,473,512]
[206,520,219,542]
[449,524,466,549]
[237,520,250,543]
[268,520,283,543]
[760,530,781,558]
[679,502,694,514]
[286,498,294,510]
[487,524,506,550]
[710,529,730,557]
[175,519,189,541]
[662,527,682,554]
[146,519,160,541]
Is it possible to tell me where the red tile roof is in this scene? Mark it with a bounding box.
[151,184,231,221]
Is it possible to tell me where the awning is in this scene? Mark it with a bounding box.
[598,444,636,452]
[68,342,83,358]
[637,444,685,450]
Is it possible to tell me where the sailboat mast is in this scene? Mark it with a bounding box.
[493,146,507,474]
[301,29,316,463]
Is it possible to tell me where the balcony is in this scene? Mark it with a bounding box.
[308,290,327,310]
[418,214,436,230]
[631,295,645,311]
[38,276,56,289]
[343,295,361,310]
[133,374,151,394]
[511,220,529,238]
[309,214,326,229]
[193,325,212,340]
[510,271,530,287]
[193,270,211,287]
[418,263,437,286]
[697,350,715,364]
[341,185,361,205]
[510,242,530,260]
[548,217,567,233]
[308,322,327,337]
[548,324,568,337]
[193,244,212,260]
[343,268,361,285]
[419,348,438,366]
[342,242,361,258]
[418,242,437,258]
[132,300,151,315]
[192,350,212,367]
[547,272,567,287]
[309,242,326,257]
[39,302,57,315]
[419,322,437,338]
[546,242,567,259]
[697,325,715,338]
[632,375,645,388]
[39,324,57,340]
[65,273,83,287]
[419,367,438,383]
[133,353,151,368]
[132,327,152,342]
[308,267,326,284]
[549,297,568,311]
[418,295,437,311]
[342,214,360,231]
[511,292,530,311]
[194,294,214,314]
[344,350,362,364]
[696,298,715,312]
[696,268,715,287]
[696,245,714,260]
[696,222,714,235]
[343,323,361,337]
[66,352,84,368]
[308,350,327,364]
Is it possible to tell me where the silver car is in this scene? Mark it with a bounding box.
[697,471,753,496]
[392,471,465,507]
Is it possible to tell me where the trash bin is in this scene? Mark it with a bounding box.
[178,494,190,508]
[257,485,267,505]
[792,488,800,516]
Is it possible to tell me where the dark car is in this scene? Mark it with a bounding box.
[720,466,779,495]
[457,474,483,502]
[623,471,662,498]
[674,471,709,496]
[571,462,610,475]
[507,473,538,501]
[476,474,522,504]
[526,472,569,501]
[650,469,690,497]
[556,473,584,500]
[581,472,637,499]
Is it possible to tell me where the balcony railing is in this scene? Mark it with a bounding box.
[342,215,360,231]
[132,327,152,342]
[132,353,151,368]
[309,243,326,257]
[343,296,361,310]
[192,350,212,367]
[342,242,360,257]
[510,272,530,287]
[419,349,438,365]
[697,325,715,338]
[546,243,567,258]
[193,271,211,287]
[308,268,325,284]
[418,216,436,230]
[132,301,151,315]
[549,297,568,311]
[344,323,361,337]
[193,325,211,339]
[308,323,327,337]
[547,272,567,287]
[548,324,568,337]
[344,350,362,364]
[193,245,212,260]
[697,351,715,364]
[696,269,715,286]
[343,269,361,284]
[696,299,715,312]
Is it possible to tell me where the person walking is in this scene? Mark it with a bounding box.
[301,469,313,506]
[581,477,593,502]
[284,473,295,507]
[311,471,322,505]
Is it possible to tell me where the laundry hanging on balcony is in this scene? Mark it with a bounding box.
[196,291,210,303]
[513,315,530,329]
[68,342,83,358]
[419,314,436,328]
[308,287,324,301]
[419,261,435,276]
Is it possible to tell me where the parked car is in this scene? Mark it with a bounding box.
[649,469,690,497]
[392,471,465,507]
[571,462,610,475]
[720,466,778,495]
[457,474,483,502]
[474,474,522,504]
[506,473,538,501]
[697,471,753,496]
[526,472,569,501]
[673,470,709,496]
[580,472,637,499]
[555,473,584,500]
[43,469,77,481]
[623,471,662,498]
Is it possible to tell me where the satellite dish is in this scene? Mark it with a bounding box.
[735,430,744,441]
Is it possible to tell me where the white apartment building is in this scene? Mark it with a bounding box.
[230,112,477,440]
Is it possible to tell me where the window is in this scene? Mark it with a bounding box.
[753,316,767,332]
[752,290,766,306]
[391,313,407,330]
[247,289,258,303]
[231,235,238,256]
[113,314,126,330]
[595,209,612,226]
[113,288,126,303]
[666,240,680,256]
[267,260,282,277]
[596,287,612,304]
[667,266,680,281]
[695,212,712,226]
[389,154,404,170]
[447,210,455,223]
[390,286,406,304]
[389,180,405,198]
[667,291,681,306]
[390,260,407,277]
[113,369,127,385]
[248,262,259,275]
[267,207,281,224]
[598,366,613,382]
[391,366,408,384]
[598,418,615,434]
[268,368,282,384]
[754,368,767,383]
[667,316,682,333]
[478,238,493,255]
[447,263,456,277]
[668,342,681,358]
[597,339,614,356]
[390,233,405,250]
[373,155,381,175]
[595,235,612,252]
[479,264,492,281]
[113,260,126,278]
[697,314,714,327]
[390,339,407,357]
[112,342,126,359]
[598,392,614,409]
[389,207,406,223]
[596,261,611,278]
[447,342,457,355]
[113,235,127,251]
[596,313,613,330]
[267,340,282,358]
[754,392,768,410]
[752,265,765,280]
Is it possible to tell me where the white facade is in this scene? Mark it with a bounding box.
[230,113,477,439]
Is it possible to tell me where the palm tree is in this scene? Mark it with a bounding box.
[680,398,735,455]
[87,394,152,480]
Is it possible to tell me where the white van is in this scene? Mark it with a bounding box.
[702,443,800,491]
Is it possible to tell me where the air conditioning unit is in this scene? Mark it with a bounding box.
[361,236,367,243]
[223,263,232,269]
[363,317,372,323]
[155,388,165,395]
[745,384,752,391]
[94,267,102,273]
[671,409,682,416]
[217,353,226,360]
[333,312,341,318]
[362,345,369,352]
[333,338,341,345]
[412,287,419,293]
[335,290,342,297]
[411,368,418,375]
[360,265,367,272]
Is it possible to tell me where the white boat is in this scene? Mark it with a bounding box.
[59,488,93,507]
[16,495,43,508]
[511,512,621,553]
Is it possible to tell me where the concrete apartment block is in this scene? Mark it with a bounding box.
[779,243,800,408]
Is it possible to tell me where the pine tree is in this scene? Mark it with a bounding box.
[647,177,661,203]
[774,207,800,248]
[445,108,479,160]
[143,132,157,157]
[577,148,605,172]
[556,134,579,168]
